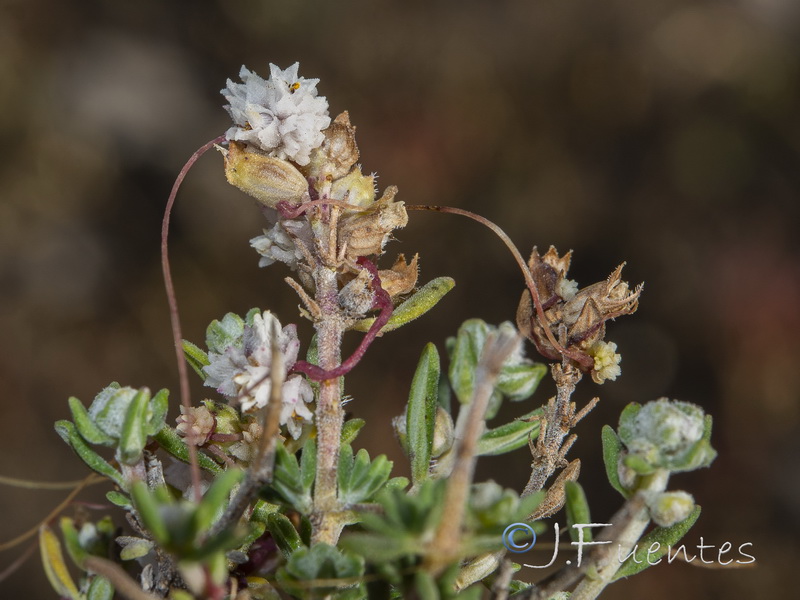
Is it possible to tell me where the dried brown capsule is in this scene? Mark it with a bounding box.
[517,246,642,381]
[223,141,309,207]
[337,185,408,261]
[305,111,360,180]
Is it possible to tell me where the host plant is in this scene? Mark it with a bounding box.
[31,63,716,600]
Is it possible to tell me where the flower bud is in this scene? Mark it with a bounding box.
[431,407,455,458]
[646,491,695,527]
[618,398,716,473]
[223,141,309,208]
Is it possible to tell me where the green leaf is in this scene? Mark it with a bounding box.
[195,468,244,531]
[613,505,702,580]
[448,320,489,405]
[276,543,365,597]
[266,443,313,513]
[407,343,440,486]
[477,409,541,456]
[300,439,317,493]
[86,575,114,600]
[39,524,81,600]
[146,388,169,436]
[153,427,223,474]
[342,418,366,446]
[564,481,592,543]
[182,340,210,380]
[351,277,456,333]
[58,517,87,569]
[206,311,245,354]
[117,388,150,465]
[496,363,547,401]
[414,570,439,600]
[68,396,113,445]
[106,491,131,509]
[130,482,169,545]
[339,448,393,505]
[616,402,642,446]
[601,425,629,498]
[55,421,126,489]
[266,512,305,559]
[118,537,154,561]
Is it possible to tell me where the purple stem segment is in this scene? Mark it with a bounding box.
[293,257,393,381]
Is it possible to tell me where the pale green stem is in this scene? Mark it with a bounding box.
[569,468,669,600]
[426,330,520,570]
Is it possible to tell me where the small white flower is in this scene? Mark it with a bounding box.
[250,218,310,270]
[203,311,313,438]
[556,277,579,300]
[222,63,331,166]
[590,340,622,383]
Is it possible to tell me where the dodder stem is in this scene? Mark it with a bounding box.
[161,135,225,502]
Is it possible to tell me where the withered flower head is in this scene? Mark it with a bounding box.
[516,246,642,383]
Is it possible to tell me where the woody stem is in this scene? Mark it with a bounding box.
[311,265,345,545]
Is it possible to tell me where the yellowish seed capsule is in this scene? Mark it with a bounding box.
[223,141,308,207]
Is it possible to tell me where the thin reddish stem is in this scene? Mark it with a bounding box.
[276,198,367,219]
[161,135,225,502]
[406,205,592,369]
[293,257,393,381]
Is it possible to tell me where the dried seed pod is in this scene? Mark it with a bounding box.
[379,253,419,298]
[223,141,309,207]
[305,111,360,180]
[330,166,376,209]
[338,186,408,260]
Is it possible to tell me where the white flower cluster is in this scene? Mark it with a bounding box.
[222,63,330,166]
[203,311,313,439]
[250,217,311,270]
[589,340,622,383]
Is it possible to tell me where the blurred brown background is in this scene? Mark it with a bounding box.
[1,0,798,597]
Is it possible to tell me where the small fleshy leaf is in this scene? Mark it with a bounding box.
[477,409,541,456]
[407,343,440,486]
[117,388,151,465]
[266,512,305,559]
[448,320,489,405]
[350,277,456,333]
[182,340,210,380]
[68,397,114,445]
[145,388,169,436]
[153,427,223,474]
[613,505,702,579]
[564,481,592,543]
[55,421,126,489]
[341,418,366,446]
[86,575,114,600]
[601,425,629,498]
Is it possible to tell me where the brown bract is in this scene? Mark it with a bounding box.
[304,111,360,180]
[336,185,408,263]
[378,253,419,298]
[516,246,642,373]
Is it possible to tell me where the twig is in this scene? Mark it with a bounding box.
[523,364,590,497]
[207,321,286,538]
[293,257,392,381]
[161,135,225,502]
[84,555,161,600]
[425,329,521,570]
[406,205,592,369]
[489,558,515,600]
[0,474,102,552]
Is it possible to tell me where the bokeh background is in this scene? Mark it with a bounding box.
[2,0,798,597]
